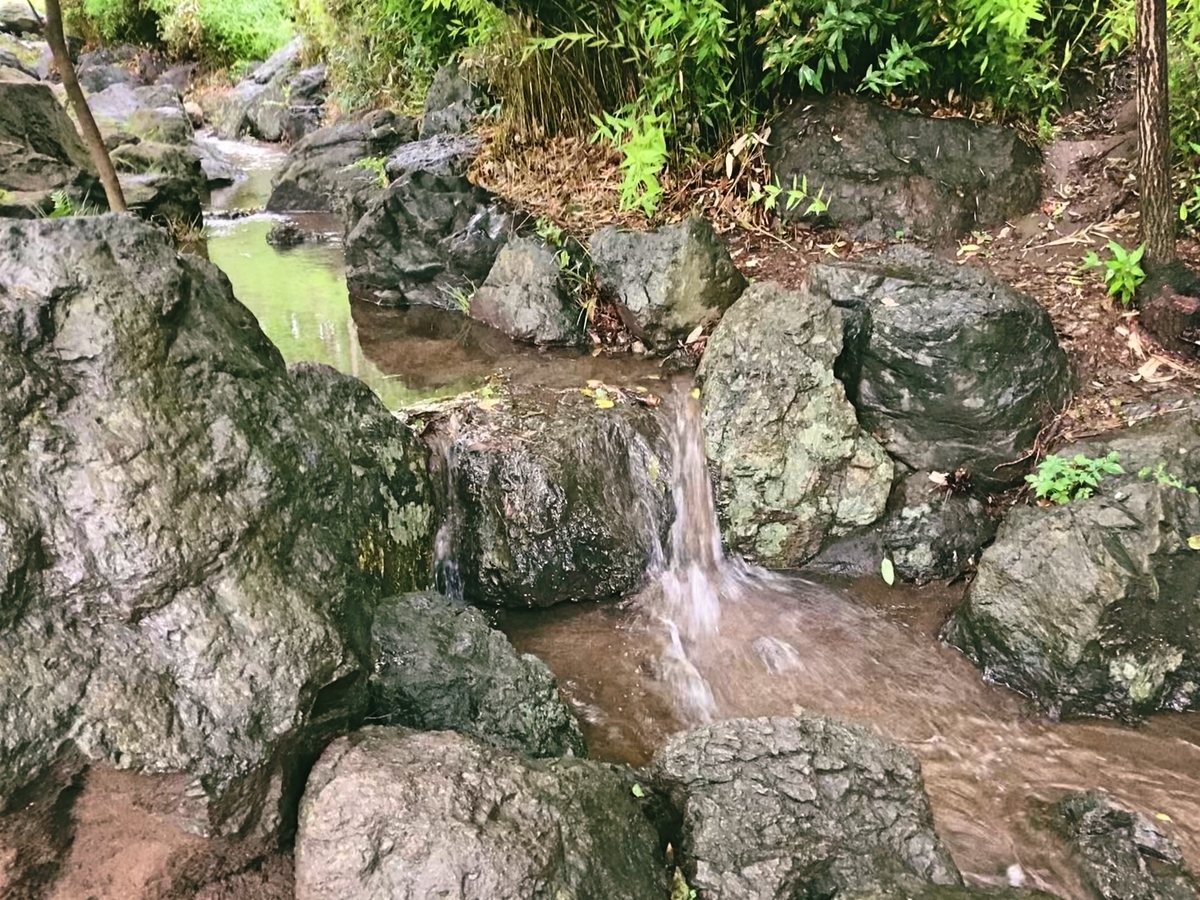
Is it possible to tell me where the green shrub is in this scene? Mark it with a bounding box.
[1025,451,1124,504]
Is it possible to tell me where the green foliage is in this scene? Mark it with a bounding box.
[41,190,101,218]
[592,111,669,217]
[670,867,698,900]
[351,155,390,188]
[1080,241,1146,305]
[1025,451,1124,504]
[1137,462,1199,493]
[748,173,830,216]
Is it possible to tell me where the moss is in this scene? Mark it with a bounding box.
[1108,648,1184,704]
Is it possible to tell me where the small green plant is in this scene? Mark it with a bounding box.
[748,174,830,216]
[1138,462,1198,493]
[670,867,697,900]
[40,190,101,218]
[351,156,389,189]
[592,111,669,218]
[535,216,566,246]
[443,284,474,314]
[1080,241,1147,305]
[1025,451,1124,504]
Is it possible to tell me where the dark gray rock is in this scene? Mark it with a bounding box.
[295,727,666,900]
[945,411,1200,718]
[266,110,418,213]
[345,163,512,309]
[0,0,39,35]
[195,136,243,188]
[650,716,962,900]
[1049,792,1198,900]
[420,61,487,138]
[0,46,38,78]
[110,138,206,225]
[86,82,193,145]
[385,131,481,179]
[0,65,102,216]
[432,386,672,607]
[217,42,325,143]
[469,236,583,345]
[76,49,139,93]
[0,216,436,839]
[767,94,1042,242]
[815,246,1073,490]
[265,219,309,247]
[248,36,301,86]
[698,280,892,568]
[370,591,586,757]
[156,63,197,92]
[590,216,746,348]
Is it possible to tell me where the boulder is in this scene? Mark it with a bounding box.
[370,591,586,757]
[945,457,1200,719]
[76,49,139,93]
[216,41,326,143]
[266,109,418,214]
[0,216,436,840]
[468,236,584,345]
[431,386,672,607]
[295,728,667,900]
[0,0,39,35]
[110,139,207,226]
[767,94,1042,242]
[590,216,746,348]
[0,65,102,216]
[86,82,193,145]
[420,61,488,138]
[345,147,512,308]
[0,43,38,78]
[698,280,893,568]
[815,246,1073,490]
[650,716,961,900]
[1049,792,1198,900]
[247,36,302,86]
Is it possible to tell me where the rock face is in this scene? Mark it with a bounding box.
[590,216,746,348]
[433,387,672,607]
[0,216,436,838]
[420,61,487,137]
[1050,792,1199,900]
[216,40,325,142]
[295,728,667,900]
[110,139,206,225]
[650,717,962,900]
[266,110,418,213]
[698,281,893,568]
[0,66,102,215]
[946,453,1200,720]
[767,94,1042,241]
[87,83,193,145]
[468,236,583,345]
[814,247,1073,490]
[370,591,586,757]
[345,146,512,308]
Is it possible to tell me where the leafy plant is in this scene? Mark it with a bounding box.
[1025,451,1124,504]
[1081,241,1146,305]
[1138,462,1198,493]
[443,283,474,314]
[592,111,669,217]
[351,155,390,188]
[42,190,101,218]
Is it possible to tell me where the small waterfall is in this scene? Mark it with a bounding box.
[429,417,465,605]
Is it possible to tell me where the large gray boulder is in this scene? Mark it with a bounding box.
[345,152,512,309]
[110,139,206,225]
[370,591,586,757]
[698,281,893,568]
[215,40,325,143]
[420,61,487,138]
[432,386,672,607]
[0,66,102,216]
[0,216,436,839]
[945,410,1200,718]
[468,236,584,345]
[590,216,746,348]
[767,94,1042,242]
[815,246,1073,490]
[266,109,418,213]
[295,727,667,900]
[87,82,193,145]
[650,716,961,900]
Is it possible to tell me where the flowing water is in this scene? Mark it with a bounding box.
[499,390,1200,899]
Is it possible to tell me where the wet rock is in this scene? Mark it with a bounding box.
[0,66,102,216]
[468,236,584,345]
[432,386,672,607]
[650,716,961,900]
[156,63,197,92]
[590,216,746,348]
[370,591,586,757]
[295,727,666,900]
[248,36,302,86]
[110,139,206,225]
[0,216,436,840]
[216,41,325,143]
[266,110,418,214]
[265,219,309,247]
[195,136,243,188]
[385,131,480,180]
[345,154,512,309]
[767,94,1042,242]
[1050,792,1198,900]
[816,246,1073,490]
[420,61,488,138]
[698,280,893,568]
[76,49,139,93]
[945,413,1200,718]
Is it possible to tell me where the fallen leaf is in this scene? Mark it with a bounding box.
[1156,812,1174,822]
[881,558,895,586]
[1187,535,1200,550]
[881,296,899,307]
[594,397,615,409]
[929,471,949,486]
[690,387,701,400]
[685,325,704,344]
[477,398,501,410]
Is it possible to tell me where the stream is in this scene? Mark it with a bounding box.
[204,140,1200,900]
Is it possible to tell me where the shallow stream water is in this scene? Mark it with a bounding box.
[206,142,1200,900]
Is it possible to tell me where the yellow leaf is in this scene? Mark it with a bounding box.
[477,398,501,410]
[690,387,701,400]
[1156,812,1174,822]
[1187,535,1200,550]
[685,325,704,344]
[581,388,595,397]
[594,397,615,409]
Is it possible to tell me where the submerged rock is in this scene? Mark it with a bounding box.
[295,728,667,900]
[699,280,892,568]
[431,386,672,607]
[468,236,584,345]
[0,216,435,840]
[767,94,1042,242]
[815,246,1073,490]
[650,716,961,900]
[370,591,585,757]
[590,216,746,348]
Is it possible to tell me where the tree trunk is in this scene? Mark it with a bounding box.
[1137,0,1173,267]
[43,0,127,212]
